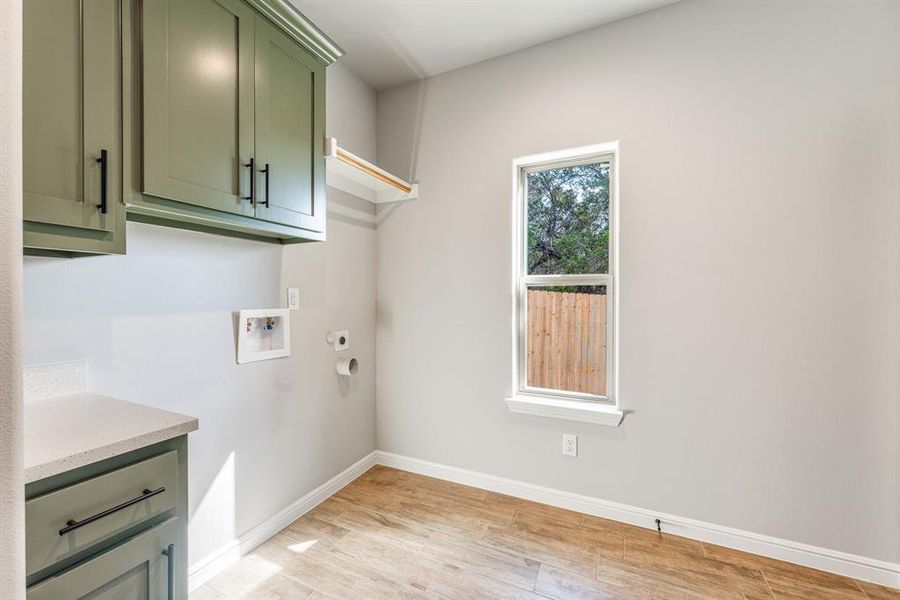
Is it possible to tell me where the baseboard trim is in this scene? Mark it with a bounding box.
[374,450,900,589]
[188,451,378,591]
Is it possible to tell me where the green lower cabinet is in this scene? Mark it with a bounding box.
[27,518,177,600]
[25,437,189,600]
[23,0,126,256]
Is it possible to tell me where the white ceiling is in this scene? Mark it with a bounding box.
[290,0,677,91]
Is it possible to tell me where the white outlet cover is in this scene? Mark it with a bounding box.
[563,434,578,457]
[287,288,300,311]
[334,330,350,352]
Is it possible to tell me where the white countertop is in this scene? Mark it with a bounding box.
[25,393,198,484]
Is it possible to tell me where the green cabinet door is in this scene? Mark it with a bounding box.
[23,0,125,255]
[253,16,326,234]
[27,518,178,600]
[142,0,256,217]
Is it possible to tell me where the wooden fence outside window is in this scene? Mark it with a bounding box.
[526,289,607,396]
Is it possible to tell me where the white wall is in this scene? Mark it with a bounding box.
[375,0,900,564]
[23,60,378,567]
[327,61,377,162]
[0,1,25,598]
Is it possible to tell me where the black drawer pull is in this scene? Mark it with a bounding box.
[96,149,108,214]
[260,163,270,207]
[59,486,166,536]
[242,158,255,203]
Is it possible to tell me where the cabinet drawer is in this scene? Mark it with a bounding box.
[26,451,178,577]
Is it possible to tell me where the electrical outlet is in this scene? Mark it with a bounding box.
[287,288,300,311]
[333,330,350,352]
[562,434,577,457]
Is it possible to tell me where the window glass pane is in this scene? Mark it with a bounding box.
[526,285,607,396]
[527,162,610,275]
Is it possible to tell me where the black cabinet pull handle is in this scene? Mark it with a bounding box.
[260,163,270,207]
[162,543,175,600]
[96,149,108,214]
[243,158,255,203]
[58,486,166,535]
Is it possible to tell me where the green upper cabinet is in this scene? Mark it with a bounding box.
[21,0,340,252]
[141,0,257,218]
[253,16,326,234]
[23,0,126,255]
[131,0,340,243]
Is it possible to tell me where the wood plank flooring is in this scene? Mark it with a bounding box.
[194,466,898,599]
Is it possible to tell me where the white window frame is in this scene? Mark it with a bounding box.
[506,142,622,426]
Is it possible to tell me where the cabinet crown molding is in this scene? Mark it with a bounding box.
[247,0,344,64]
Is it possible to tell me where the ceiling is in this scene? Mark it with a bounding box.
[290,0,677,91]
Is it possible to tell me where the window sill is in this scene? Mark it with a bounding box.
[505,395,623,426]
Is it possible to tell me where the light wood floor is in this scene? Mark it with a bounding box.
[194,466,897,599]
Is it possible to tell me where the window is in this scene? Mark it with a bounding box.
[509,143,621,425]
